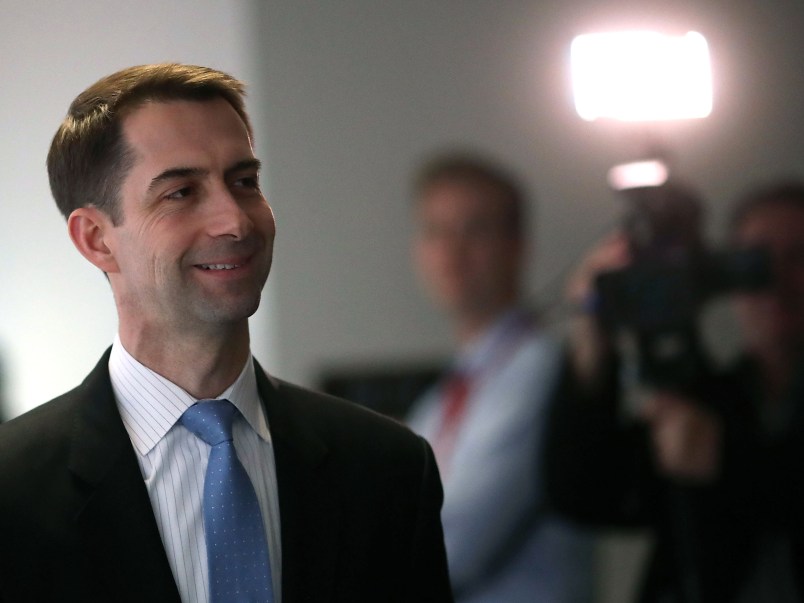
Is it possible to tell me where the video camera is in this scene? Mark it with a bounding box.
[593,164,771,390]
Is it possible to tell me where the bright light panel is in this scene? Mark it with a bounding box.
[607,159,669,190]
[571,31,713,121]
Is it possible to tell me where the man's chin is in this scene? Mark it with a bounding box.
[191,292,263,324]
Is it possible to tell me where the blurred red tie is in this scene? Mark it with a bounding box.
[433,372,470,476]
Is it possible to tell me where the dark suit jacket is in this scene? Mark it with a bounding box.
[0,350,453,602]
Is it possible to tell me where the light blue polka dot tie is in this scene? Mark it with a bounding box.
[181,400,274,603]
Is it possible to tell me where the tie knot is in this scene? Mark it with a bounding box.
[181,399,237,446]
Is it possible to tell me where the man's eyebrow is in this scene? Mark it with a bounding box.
[225,158,262,179]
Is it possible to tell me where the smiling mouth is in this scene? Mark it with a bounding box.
[197,263,241,271]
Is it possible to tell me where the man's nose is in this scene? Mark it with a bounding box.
[206,187,253,239]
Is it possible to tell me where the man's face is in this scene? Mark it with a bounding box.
[102,98,275,334]
[733,203,804,356]
[412,178,522,319]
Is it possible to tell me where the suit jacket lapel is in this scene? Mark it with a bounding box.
[68,351,181,603]
[256,364,342,602]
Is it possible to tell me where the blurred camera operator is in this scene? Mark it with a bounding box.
[545,180,804,603]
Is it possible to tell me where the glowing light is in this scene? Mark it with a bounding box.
[571,31,713,121]
[607,160,669,190]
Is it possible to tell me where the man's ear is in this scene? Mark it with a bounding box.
[67,207,120,274]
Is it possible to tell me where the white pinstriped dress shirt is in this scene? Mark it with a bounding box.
[108,336,282,603]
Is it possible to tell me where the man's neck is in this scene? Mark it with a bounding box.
[453,303,515,347]
[118,322,252,399]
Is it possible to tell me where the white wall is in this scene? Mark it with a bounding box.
[0,0,276,417]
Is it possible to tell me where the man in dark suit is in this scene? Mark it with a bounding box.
[0,63,452,603]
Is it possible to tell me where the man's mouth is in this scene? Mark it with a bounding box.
[197,263,241,271]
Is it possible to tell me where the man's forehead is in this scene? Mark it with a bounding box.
[120,99,253,167]
[122,97,249,142]
[420,183,511,218]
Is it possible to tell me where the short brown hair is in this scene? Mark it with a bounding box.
[47,63,251,224]
[413,151,529,238]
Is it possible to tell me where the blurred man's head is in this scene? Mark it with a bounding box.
[731,181,804,360]
[411,152,528,334]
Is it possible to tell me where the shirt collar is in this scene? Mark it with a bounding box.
[109,334,270,456]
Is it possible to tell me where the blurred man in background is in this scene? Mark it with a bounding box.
[546,180,804,602]
[406,151,595,603]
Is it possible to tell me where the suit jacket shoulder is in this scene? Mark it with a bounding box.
[0,350,181,602]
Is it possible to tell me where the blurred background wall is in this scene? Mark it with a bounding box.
[2,1,804,598]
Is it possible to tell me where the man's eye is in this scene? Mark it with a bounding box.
[165,187,193,200]
[234,176,261,190]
